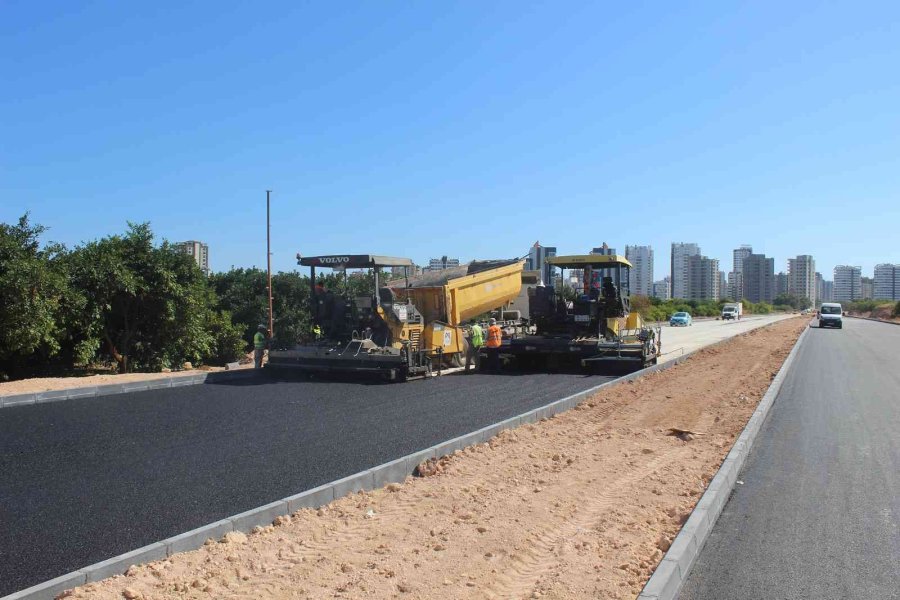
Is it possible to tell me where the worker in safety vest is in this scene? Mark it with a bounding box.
[485,317,502,372]
[253,324,269,369]
[465,321,484,372]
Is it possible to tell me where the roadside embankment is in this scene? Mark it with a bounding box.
[64,317,807,600]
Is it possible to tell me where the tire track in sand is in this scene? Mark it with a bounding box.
[482,449,691,600]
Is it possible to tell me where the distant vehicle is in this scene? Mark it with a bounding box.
[670,311,692,327]
[721,302,743,320]
[819,303,843,329]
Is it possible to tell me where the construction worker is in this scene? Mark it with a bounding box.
[253,324,269,369]
[465,320,484,372]
[485,317,502,372]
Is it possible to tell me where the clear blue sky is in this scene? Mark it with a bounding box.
[2,1,899,280]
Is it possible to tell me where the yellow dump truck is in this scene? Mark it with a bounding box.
[266,254,524,381]
[391,259,525,366]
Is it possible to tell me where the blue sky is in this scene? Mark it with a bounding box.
[2,1,899,280]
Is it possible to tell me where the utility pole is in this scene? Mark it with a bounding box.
[266,190,274,338]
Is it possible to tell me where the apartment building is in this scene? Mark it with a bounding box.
[788,255,816,305]
[671,243,700,299]
[175,240,210,275]
[833,265,862,302]
[874,263,900,300]
[624,245,654,297]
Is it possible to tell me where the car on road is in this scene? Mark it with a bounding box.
[670,311,692,327]
[819,303,843,329]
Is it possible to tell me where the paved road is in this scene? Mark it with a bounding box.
[0,371,610,595]
[679,318,900,600]
[0,313,795,596]
[659,314,793,363]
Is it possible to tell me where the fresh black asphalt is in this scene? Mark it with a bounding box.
[679,318,900,600]
[0,370,613,596]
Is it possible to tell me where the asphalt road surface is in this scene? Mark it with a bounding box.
[0,370,612,596]
[0,313,794,596]
[659,314,792,363]
[679,318,900,600]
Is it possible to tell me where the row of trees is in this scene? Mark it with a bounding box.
[0,216,249,378]
[0,215,384,380]
[630,296,775,322]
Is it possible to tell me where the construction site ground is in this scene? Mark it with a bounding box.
[61,316,807,600]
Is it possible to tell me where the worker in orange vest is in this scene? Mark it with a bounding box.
[485,317,503,372]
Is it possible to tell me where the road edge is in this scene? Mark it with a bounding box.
[636,322,809,600]
[2,319,801,600]
[0,370,258,409]
[845,314,900,326]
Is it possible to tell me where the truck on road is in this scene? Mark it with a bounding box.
[266,254,524,380]
[721,302,743,320]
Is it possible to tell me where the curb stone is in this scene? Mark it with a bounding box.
[636,324,809,600]
[1,319,799,600]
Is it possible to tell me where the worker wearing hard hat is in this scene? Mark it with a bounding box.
[485,317,502,372]
[465,321,484,372]
[253,324,269,369]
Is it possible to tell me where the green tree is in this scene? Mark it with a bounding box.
[210,267,270,346]
[67,223,242,371]
[773,293,811,310]
[0,215,76,375]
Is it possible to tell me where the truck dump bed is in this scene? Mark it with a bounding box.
[392,259,524,326]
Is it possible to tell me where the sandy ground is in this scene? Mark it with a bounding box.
[0,360,255,397]
[62,317,806,600]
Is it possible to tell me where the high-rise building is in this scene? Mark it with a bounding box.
[874,264,900,300]
[426,256,460,271]
[788,255,816,305]
[176,240,210,275]
[861,277,874,300]
[733,245,752,273]
[833,265,862,302]
[652,277,671,300]
[624,245,654,297]
[821,280,834,303]
[727,271,743,301]
[685,255,720,301]
[526,241,557,286]
[815,272,824,303]
[671,243,700,299]
[719,271,727,298]
[591,243,616,256]
[775,271,789,296]
[743,253,775,303]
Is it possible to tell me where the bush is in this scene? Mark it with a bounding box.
[894,301,900,318]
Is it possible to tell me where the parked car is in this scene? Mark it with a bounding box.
[670,311,692,327]
[819,303,843,329]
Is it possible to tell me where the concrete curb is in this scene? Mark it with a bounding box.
[0,370,258,410]
[637,324,809,600]
[2,319,797,600]
[845,314,900,326]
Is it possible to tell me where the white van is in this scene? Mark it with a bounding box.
[818,303,843,329]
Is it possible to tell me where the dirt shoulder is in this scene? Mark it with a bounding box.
[0,362,254,397]
[65,317,806,600]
